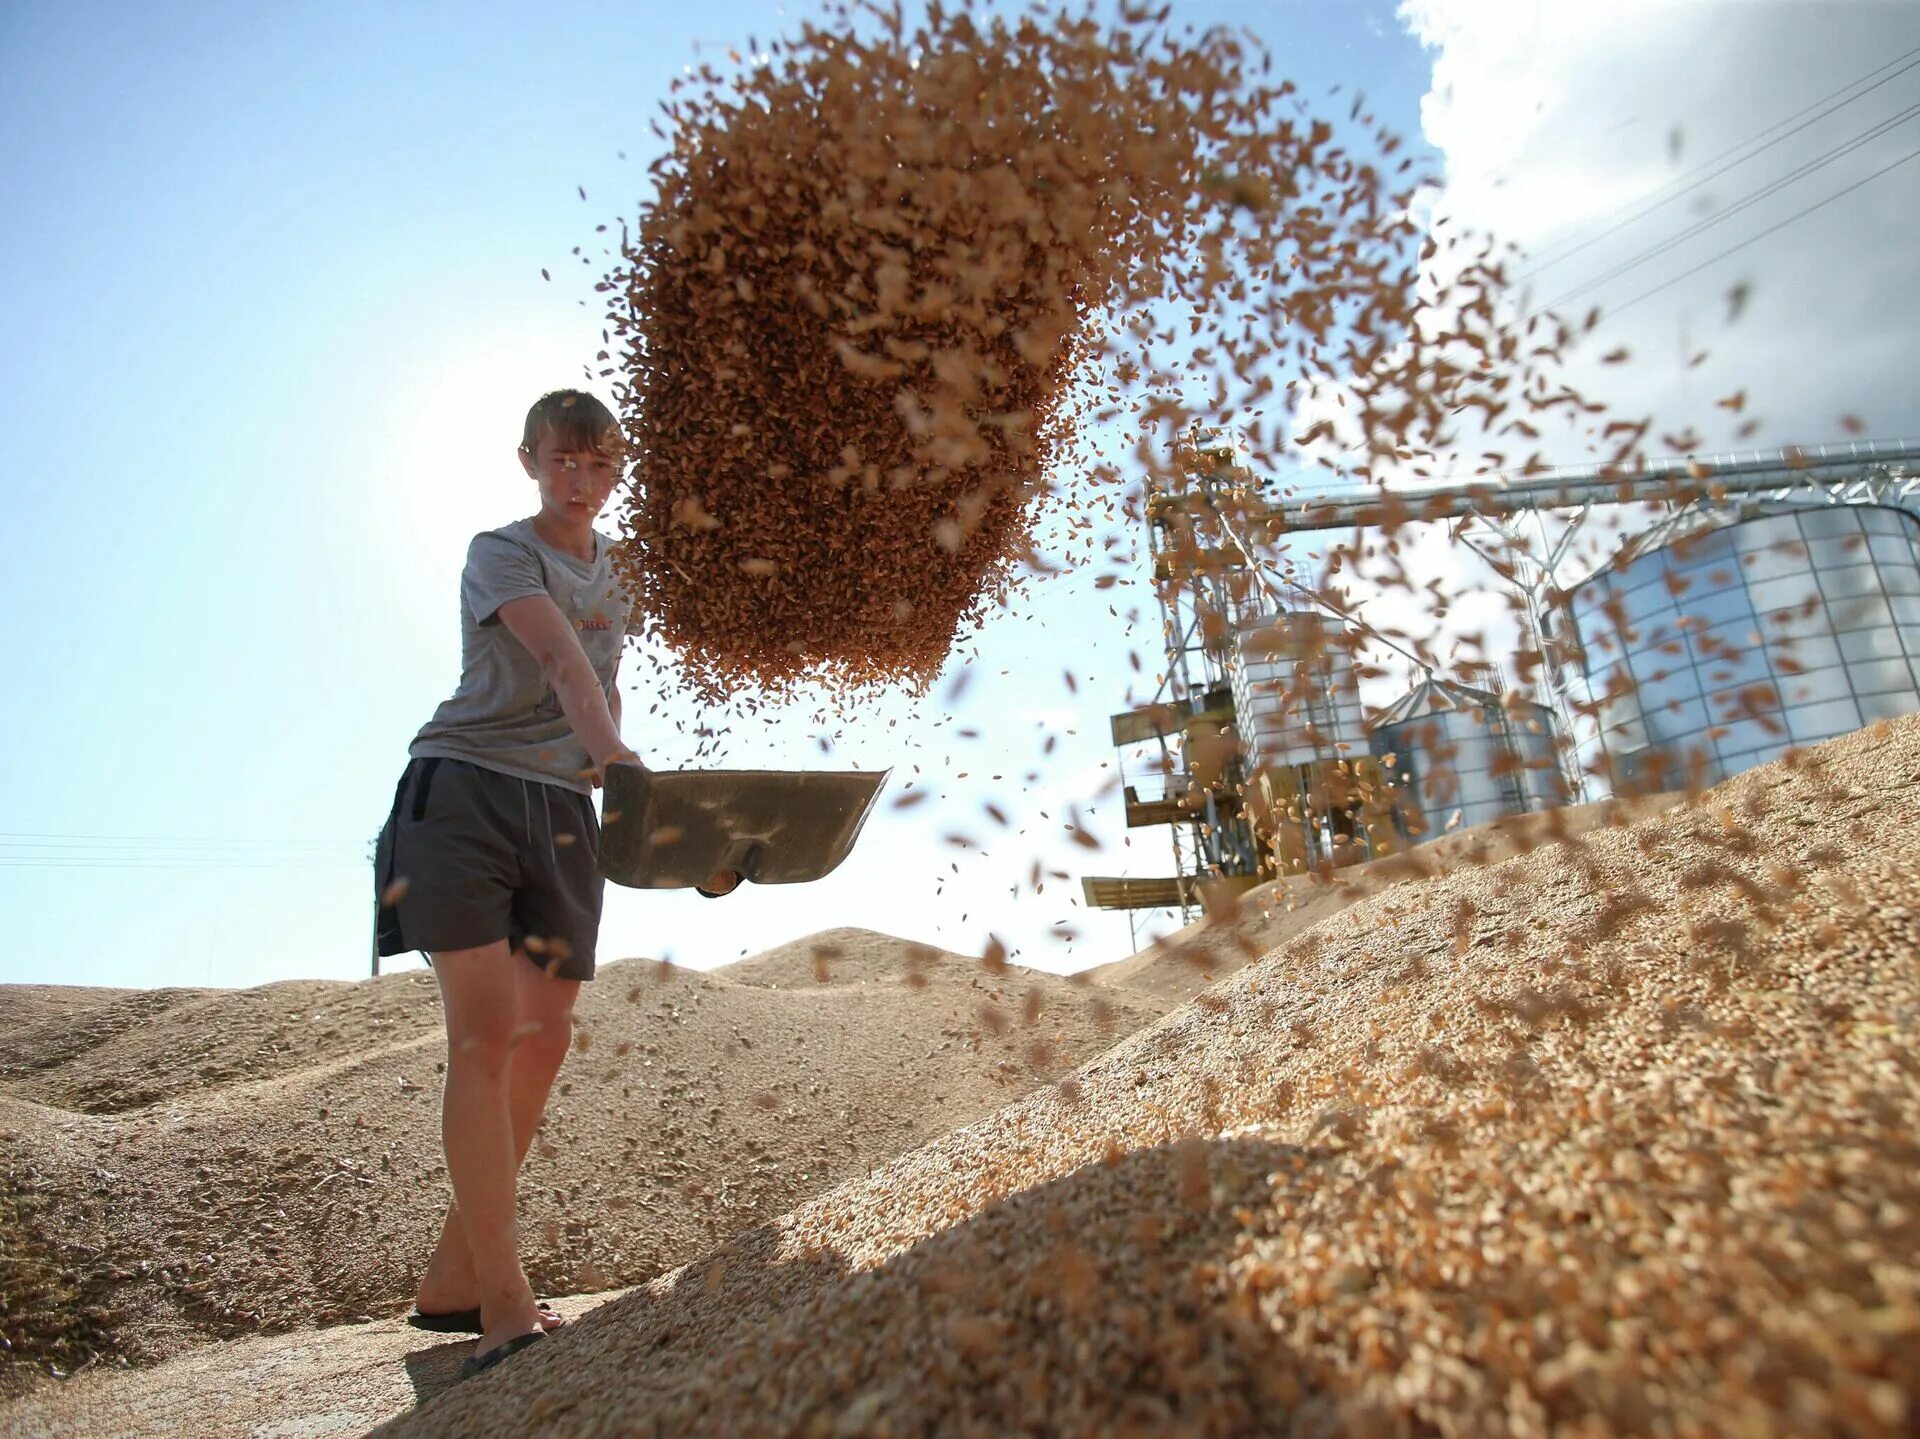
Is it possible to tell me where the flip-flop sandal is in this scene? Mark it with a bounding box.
[458,1327,548,1381]
[409,1301,562,1334]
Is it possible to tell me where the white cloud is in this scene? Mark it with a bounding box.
[1396,0,1920,448]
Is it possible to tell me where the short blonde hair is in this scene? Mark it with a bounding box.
[519,389,623,458]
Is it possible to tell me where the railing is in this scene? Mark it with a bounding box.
[1273,438,1920,533]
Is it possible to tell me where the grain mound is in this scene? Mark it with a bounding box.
[381,716,1918,1438]
[1,981,439,1116]
[718,927,970,987]
[0,941,1162,1391]
[0,985,147,1043]
[1089,791,1683,1004]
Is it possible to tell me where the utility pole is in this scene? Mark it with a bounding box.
[368,835,380,978]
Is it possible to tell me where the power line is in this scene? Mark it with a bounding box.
[1543,99,1920,310]
[0,830,364,871]
[1514,43,1920,282]
[1323,123,1920,468]
[0,832,348,851]
[0,857,362,870]
[1608,141,1920,317]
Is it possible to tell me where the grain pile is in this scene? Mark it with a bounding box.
[0,935,1161,1393]
[372,716,1918,1438]
[606,2,1551,704]
[1087,790,1682,1005]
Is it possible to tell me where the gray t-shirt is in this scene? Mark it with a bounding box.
[410,518,633,794]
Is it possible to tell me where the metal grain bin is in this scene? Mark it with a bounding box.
[1562,503,1920,793]
[1368,676,1568,837]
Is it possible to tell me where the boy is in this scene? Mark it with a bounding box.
[372,389,736,1380]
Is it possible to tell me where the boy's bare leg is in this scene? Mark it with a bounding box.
[415,949,578,1324]
[412,1065,562,1316]
[426,941,561,1355]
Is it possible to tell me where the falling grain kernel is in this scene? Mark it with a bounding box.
[507,1020,543,1050]
[671,496,722,532]
[946,1313,1009,1363]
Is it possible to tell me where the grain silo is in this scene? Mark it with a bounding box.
[1228,609,1392,873]
[1560,502,1920,793]
[1367,675,1568,839]
[1230,610,1366,769]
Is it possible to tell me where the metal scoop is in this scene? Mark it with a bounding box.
[597,764,890,890]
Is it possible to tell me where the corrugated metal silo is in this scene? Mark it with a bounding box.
[1230,610,1366,769]
[1230,610,1379,872]
[1367,676,1568,837]
[1562,502,1920,792]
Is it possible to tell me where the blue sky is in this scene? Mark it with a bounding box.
[0,0,1434,989]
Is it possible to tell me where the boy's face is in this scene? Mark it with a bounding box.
[520,429,622,521]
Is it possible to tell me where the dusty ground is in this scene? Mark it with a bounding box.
[4,718,1916,1436]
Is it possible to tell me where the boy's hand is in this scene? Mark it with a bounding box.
[589,749,645,789]
[698,869,742,897]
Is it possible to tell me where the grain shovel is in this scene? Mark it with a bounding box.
[597,764,889,890]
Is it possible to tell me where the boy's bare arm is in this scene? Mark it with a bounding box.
[496,595,635,774]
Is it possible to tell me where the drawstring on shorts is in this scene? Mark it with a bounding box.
[518,776,558,874]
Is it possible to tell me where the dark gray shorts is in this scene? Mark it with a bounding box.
[374,756,604,981]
